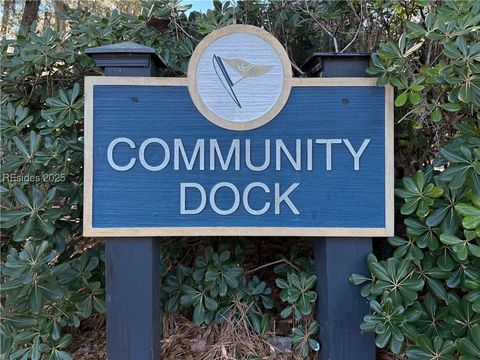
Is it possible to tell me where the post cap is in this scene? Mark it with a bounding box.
[302,52,371,78]
[85,41,165,69]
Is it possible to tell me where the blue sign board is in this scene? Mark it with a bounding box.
[83,26,393,237]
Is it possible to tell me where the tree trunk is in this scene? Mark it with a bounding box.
[1,0,13,35]
[53,0,67,33]
[20,0,41,29]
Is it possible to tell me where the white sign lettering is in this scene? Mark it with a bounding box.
[108,137,371,215]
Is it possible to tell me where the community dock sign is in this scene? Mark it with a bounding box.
[83,25,394,237]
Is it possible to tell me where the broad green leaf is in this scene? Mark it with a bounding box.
[395,92,408,107]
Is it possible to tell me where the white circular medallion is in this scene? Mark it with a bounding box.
[188,25,292,131]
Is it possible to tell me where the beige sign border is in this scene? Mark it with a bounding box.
[83,76,394,237]
[187,25,293,131]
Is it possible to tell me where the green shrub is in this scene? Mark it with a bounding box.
[160,241,320,355]
[352,1,480,357]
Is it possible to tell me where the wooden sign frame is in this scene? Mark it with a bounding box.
[83,76,394,237]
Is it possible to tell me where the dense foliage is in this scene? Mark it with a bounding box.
[2,0,480,359]
[161,240,319,357]
[0,21,104,360]
[351,1,480,358]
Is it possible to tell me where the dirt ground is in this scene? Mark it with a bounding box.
[69,314,405,360]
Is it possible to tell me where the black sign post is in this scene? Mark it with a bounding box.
[85,42,164,360]
[303,52,376,360]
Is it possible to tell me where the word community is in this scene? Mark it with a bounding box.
[107,137,371,172]
[107,137,372,216]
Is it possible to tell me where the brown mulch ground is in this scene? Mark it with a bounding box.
[69,314,107,360]
[377,349,406,360]
[70,314,406,360]
[70,311,309,360]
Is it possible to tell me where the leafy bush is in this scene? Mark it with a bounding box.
[161,241,320,356]
[1,245,104,360]
[0,27,102,360]
[352,1,480,358]
[5,0,479,359]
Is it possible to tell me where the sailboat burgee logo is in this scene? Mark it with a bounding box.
[212,55,274,108]
[188,25,292,131]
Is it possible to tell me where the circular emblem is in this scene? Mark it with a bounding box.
[188,25,292,131]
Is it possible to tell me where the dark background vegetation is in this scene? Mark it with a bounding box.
[1,1,480,359]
